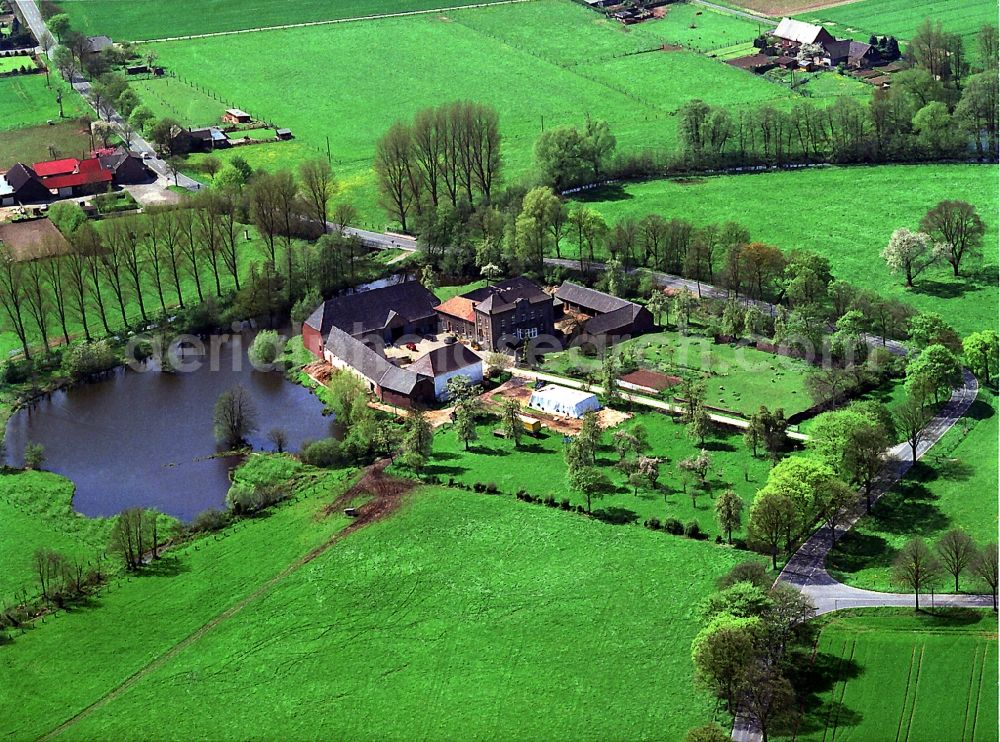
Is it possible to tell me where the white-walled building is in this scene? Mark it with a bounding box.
[408,345,484,401]
[528,384,601,419]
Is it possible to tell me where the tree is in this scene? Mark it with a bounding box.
[907,18,966,82]
[895,393,933,463]
[500,398,522,448]
[972,544,998,611]
[920,201,986,278]
[601,349,621,407]
[912,102,963,157]
[403,409,433,460]
[213,385,258,449]
[201,155,222,181]
[248,329,283,367]
[881,228,941,288]
[267,428,288,453]
[646,288,668,327]
[23,442,46,471]
[455,400,478,451]
[908,312,962,353]
[691,612,759,713]
[936,529,976,592]
[567,465,611,514]
[577,411,601,465]
[47,13,72,40]
[905,344,962,403]
[892,538,942,610]
[299,158,337,231]
[374,121,415,232]
[748,489,796,569]
[582,116,616,180]
[955,71,999,158]
[963,330,999,383]
[742,663,797,742]
[129,105,154,136]
[978,24,998,69]
[715,489,743,544]
[534,125,589,191]
[687,403,712,446]
[0,244,33,359]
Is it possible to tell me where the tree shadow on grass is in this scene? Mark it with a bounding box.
[787,650,864,736]
[573,184,633,203]
[702,440,736,453]
[866,481,949,536]
[426,464,467,477]
[593,506,639,525]
[916,264,998,299]
[142,554,192,578]
[829,531,893,573]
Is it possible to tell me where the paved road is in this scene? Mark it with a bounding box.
[511,367,811,441]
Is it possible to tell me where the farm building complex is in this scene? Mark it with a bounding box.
[555,282,656,340]
[434,277,556,351]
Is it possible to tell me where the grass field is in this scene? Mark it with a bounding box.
[794,0,998,61]
[0,56,36,74]
[424,409,773,536]
[144,0,800,220]
[542,330,816,418]
[14,486,752,741]
[786,609,998,742]
[60,0,529,40]
[575,164,999,336]
[0,464,357,740]
[828,388,998,592]
[0,74,85,132]
[0,119,94,170]
[129,77,227,129]
[0,470,113,600]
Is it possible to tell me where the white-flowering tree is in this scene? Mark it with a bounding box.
[881,227,942,287]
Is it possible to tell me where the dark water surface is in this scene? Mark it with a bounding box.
[5,332,335,520]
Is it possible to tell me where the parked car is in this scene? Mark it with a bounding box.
[443,335,457,345]
[405,342,417,352]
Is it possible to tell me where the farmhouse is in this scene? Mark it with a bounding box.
[322,325,434,408]
[528,384,601,419]
[222,108,252,124]
[97,149,152,184]
[0,164,50,205]
[187,127,230,151]
[772,18,834,49]
[821,39,878,68]
[407,344,483,400]
[302,280,440,357]
[84,35,113,54]
[771,17,880,70]
[32,157,112,197]
[555,282,655,340]
[435,277,555,351]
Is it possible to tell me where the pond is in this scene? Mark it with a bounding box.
[5,331,337,521]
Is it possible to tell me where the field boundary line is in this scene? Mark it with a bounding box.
[894,646,917,742]
[902,645,925,742]
[970,642,987,741]
[961,644,980,741]
[132,0,541,43]
[828,638,855,741]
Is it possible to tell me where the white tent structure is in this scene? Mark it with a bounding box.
[528,384,601,419]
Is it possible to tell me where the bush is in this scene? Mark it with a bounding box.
[62,340,119,379]
[226,481,290,515]
[485,482,498,494]
[190,508,230,533]
[645,517,662,531]
[300,438,343,468]
[717,560,770,590]
[248,330,284,367]
[2,358,34,384]
[543,495,557,507]
[560,498,571,510]
[664,518,684,535]
[684,520,703,539]
[23,442,45,470]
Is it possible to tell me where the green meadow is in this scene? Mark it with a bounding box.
[576,164,999,336]
[786,609,998,742]
[144,0,799,218]
[0,470,113,599]
[0,74,85,132]
[424,409,773,537]
[828,389,999,593]
[27,486,752,741]
[59,0,524,40]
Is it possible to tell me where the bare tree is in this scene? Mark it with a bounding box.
[0,244,33,359]
[42,251,72,345]
[64,248,92,342]
[299,158,336,232]
[22,258,53,354]
[972,543,998,611]
[375,121,416,232]
[892,538,943,610]
[213,385,258,448]
[936,529,977,592]
[100,217,134,327]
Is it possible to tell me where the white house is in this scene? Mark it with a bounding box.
[528,384,601,419]
[408,344,484,401]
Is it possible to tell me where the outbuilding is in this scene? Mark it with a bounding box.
[222,108,252,124]
[528,384,601,419]
[407,344,484,401]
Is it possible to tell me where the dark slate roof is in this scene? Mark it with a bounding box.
[408,345,481,377]
[584,305,643,335]
[848,40,875,59]
[323,325,425,395]
[463,276,549,315]
[4,163,40,190]
[305,280,439,338]
[85,35,113,53]
[555,281,633,314]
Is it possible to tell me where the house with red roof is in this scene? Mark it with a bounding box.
[31,157,113,197]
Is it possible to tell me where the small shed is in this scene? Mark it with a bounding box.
[223,108,251,124]
[528,384,601,419]
[518,415,542,434]
[275,128,293,140]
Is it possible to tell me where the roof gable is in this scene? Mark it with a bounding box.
[774,17,828,44]
[408,345,481,377]
[305,280,440,337]
[32,158,79,177]
[555,281,633,315]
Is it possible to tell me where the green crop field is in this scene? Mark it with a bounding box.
[0,74,85,132]
[422,409,773,536]
[787,609,998,742]
[575,164,999,336]
[143,0,802,221]
[542,330,816,418]
[59,0,527,41]
[12,485,753,741]
[0,470,113,599]
[794,0,997,60]
[828,388,999,592]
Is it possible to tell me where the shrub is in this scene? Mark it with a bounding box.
[190,508,230,533]
[664,518,684,535]
[733,538,749,550]
[685,520,703,539]
[560,498,571,510]
[575,505,586,514]
[473,482,485,493]
[3,358,34,384]
[23,442,45,471]
[485,482,498,494]
[62,339,119,379]
[543,495,557,507]
[226,481,290,516]
[645,517,662,531]
[300,438,343,468]
[248,330,284,367]
[717,560,770,590]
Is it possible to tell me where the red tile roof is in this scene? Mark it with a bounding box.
[32,158,80,177]
[42,158,112,190]
[435,296,476,322]
[620,369,681,392]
